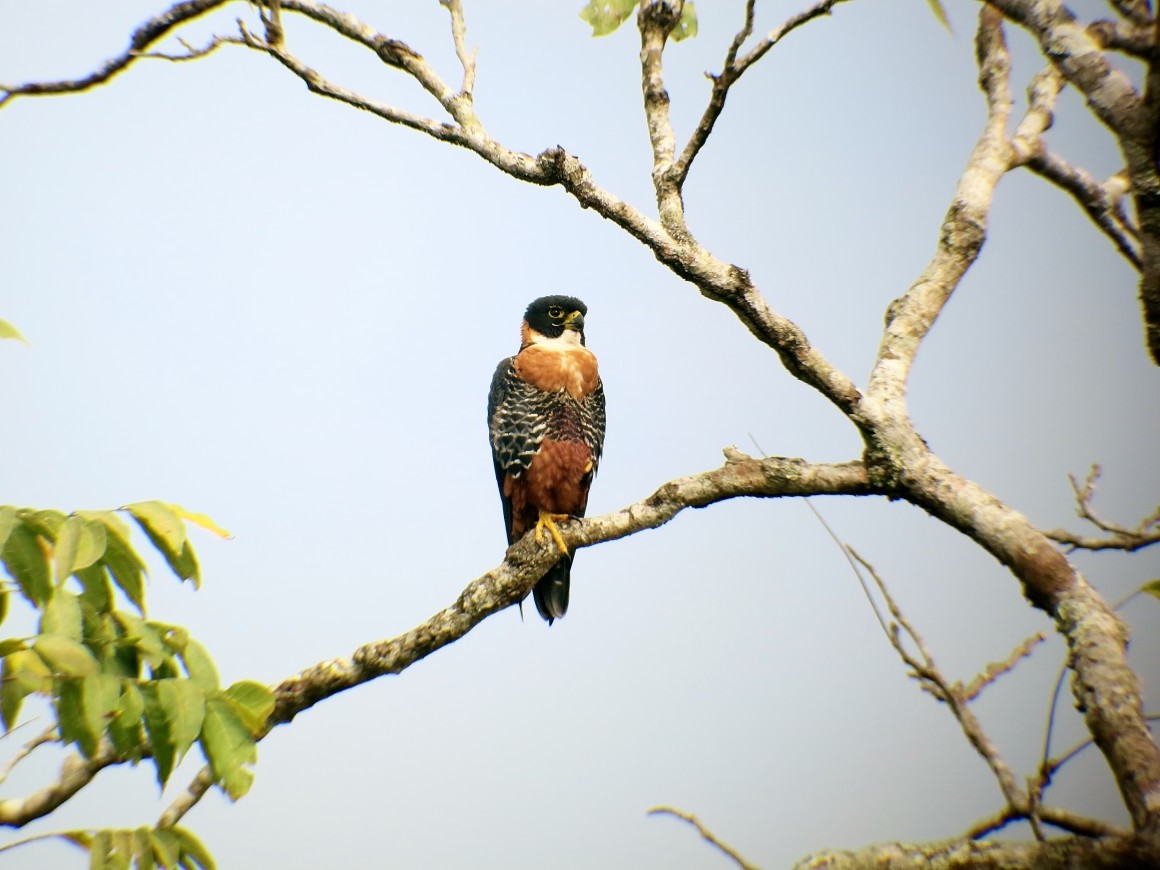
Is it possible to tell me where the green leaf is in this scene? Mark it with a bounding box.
[141,682,177,788]
[58,678,98,757]
[133,828,156,870]
[126,501,186,553]
[77,510,134,546]
[110,681,145,758]
[223,680,274,735]
[172,827,216,870]
[0,505,17,553]
[115,612,166,669]
[159,678,206,767]
[671,1,697,41]
[101,530,147,613]
[56,515,108,585]
[200,696,257,800]
[26,508,66,539]
[1,648,51,729]
[2,523,51,606]
[150,829,181,869]
[75,563,113,613]
[91,829,112,870]
[1141,579,1160,600]
[180,639,220,692]
[127,502,200,586]
[0,637,27,656]
[41,590,83,640]
[110,829,134,870]
[579,0,637,37]
[0,588,8,628]
[34,633,99,676]
[0,319,27,342]
[926,0,951,32]
[84,673,122,748]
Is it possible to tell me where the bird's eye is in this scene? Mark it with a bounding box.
[547,306,564,318]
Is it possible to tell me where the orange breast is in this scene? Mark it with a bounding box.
[515,345,599,400]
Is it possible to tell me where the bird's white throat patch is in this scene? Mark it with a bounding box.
[528,329,583,348]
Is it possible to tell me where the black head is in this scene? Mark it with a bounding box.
[523,295,589,342]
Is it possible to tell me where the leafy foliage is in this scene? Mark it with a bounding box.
[0,502,271,863]
[42,825,217,869]
[579,0,697,42]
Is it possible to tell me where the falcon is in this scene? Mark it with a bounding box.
[487,296,606,624]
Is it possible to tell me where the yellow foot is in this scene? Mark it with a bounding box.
[534,511,572,556]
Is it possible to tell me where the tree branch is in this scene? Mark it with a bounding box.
[1044,465,1160,552]
[674,0,851,187]
[0,453,873,829]
[868,6,1014,395]
[0,0,230,107]
[649,806,759,870]
[848,549,1038,837]
[636,0,687,239]
[985,0,1160,364]
[798,831,1160,868]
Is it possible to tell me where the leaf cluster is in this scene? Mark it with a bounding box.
[0,502,272,864]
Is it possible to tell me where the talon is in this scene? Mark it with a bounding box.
[534,510,571,555]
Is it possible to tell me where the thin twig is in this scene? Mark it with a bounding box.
[961,632,1049,702]
[848,546,1041,840]
[649,806,759,870]
[1045,465,1160,552]
[963,803,1131,839]
[674,0,851,186]
[0,727,57,786]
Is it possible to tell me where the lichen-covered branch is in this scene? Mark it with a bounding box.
[797,833,1160,869]
[0,454,873,829]
[986,0,1160,363]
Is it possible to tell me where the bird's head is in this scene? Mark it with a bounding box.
[521,295,589,348]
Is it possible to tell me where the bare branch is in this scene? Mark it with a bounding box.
[1007,67,1142,268]
[1105,0,1153,27]
[649,806,759,870]
[797,832,1159,869]
[0,740,121,827]
[987,0,1160,364]
[961,632,1050,702]
[637,0,688,239]
[868,6,1014,392]
[848,548,1040,837]
[1045,466,1160,552]
[0,727,57,787]
[0,454,873,829]
[963,804,1131,839]
[674,0,851,187]
[439,0,476,100]
[157,767,214,829]
[1088,17,1154,59]
[0,0,230,108]
[258,0,283,48]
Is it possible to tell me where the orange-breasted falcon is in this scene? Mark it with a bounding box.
[488,296,606,624]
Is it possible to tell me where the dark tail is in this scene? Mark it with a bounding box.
[533,555,571,625]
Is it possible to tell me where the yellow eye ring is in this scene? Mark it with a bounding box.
[547,306,564,318]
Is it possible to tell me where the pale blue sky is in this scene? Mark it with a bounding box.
[2,1,1158,868]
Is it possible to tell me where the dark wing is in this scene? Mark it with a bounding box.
[488,357,552,543]
[581,377,607,480]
